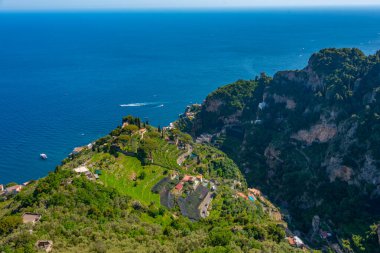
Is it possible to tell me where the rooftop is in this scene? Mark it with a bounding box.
[175,183,183,191]
[22,213,42,224]
[73,166,89,173]
[36,240,53,252]
[236,192,248,200]
[73,146,85,154]
[248,187,261,196]
[294,236,304,247]
[182,175,194,182]
[6,185,23,192]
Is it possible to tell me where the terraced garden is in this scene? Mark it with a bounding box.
[151,139,182,170]
[91,153,167,206]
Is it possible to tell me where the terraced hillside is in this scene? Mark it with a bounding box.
[0,116,306,252]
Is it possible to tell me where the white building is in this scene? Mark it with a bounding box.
[294,236,304,248]
[73,166,89,173]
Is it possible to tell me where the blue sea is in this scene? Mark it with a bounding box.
[1,9,380,184]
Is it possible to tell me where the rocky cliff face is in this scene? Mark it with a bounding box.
[179,48,380,252]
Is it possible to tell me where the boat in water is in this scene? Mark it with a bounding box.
[40,153,48,160]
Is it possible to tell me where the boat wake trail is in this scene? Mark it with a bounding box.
[120,103,155,107]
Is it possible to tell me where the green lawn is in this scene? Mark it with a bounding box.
[92,153,166,206]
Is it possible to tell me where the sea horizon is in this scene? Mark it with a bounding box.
[2,6,380,13]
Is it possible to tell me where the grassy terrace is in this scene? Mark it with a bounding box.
[151,138,181,170]
[91,152,166,206]
[70,123,185,207]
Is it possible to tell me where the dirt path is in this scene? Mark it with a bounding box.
[177,145,193,165]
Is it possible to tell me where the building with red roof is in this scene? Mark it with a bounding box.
[175,183,183,191]
[5,185,23,195]
[236,192,248,200]
[248,187,262,197]
[182,175,193,182]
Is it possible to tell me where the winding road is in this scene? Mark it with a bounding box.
[177,144,193,165]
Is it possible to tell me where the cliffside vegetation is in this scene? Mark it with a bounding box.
[178,48,380,253]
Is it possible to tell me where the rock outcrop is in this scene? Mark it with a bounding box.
[291,123,337,145]
[179,48,380,252]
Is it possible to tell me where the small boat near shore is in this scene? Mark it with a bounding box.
[40,154,48,160]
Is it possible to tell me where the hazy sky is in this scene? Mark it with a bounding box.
[1,0,380,10]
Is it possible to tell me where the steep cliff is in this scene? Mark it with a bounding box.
[179,48,380,252]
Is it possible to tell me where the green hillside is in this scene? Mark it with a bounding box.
[0,116,305,253]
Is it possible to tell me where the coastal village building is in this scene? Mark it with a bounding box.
[5,185,23,195]
[175,183,184,192]
[22,213,42,224]
[72,146,85,155]
[174,174,202,193]
[236,192,248,200]
[73,166,89,173]
[182,175,195,182]
[178,183,213,220]
[287,236,305,248]
[35,240,53,252]
[0,184,4,192]
[294,236,305,248]
[71,143,93,155]
[73,166,97,181]
[248,187,262,197]
[122,122,129,128]
[163,123,175,131]
[84,171,96,180]
[155,173,215,220]
[138,128,147,139]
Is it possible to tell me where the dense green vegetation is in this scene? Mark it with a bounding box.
[3,48,378,253]
[0,116,304,252]
[179,48,380,253]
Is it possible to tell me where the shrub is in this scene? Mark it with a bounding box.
[0,216,22,235]
[208,228,233,247]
